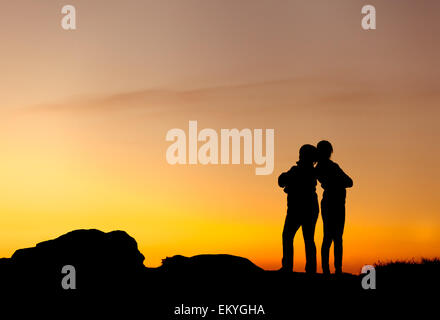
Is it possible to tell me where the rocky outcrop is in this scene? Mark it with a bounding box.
[159,254,263,273]
[0,229,145,291]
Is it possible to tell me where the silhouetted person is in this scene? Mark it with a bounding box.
[316,140,353,275]
[278,145,319,273]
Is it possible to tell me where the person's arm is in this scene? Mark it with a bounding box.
[335,164,353,188]
[278,167,296,188]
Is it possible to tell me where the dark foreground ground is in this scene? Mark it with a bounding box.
[0,229,438,317]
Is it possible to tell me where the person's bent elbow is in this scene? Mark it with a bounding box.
[278,173,288,188]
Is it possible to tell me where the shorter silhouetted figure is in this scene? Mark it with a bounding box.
[278,145,319,273]
[316,141,353,275]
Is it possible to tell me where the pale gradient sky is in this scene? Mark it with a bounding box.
[1,1,439,273]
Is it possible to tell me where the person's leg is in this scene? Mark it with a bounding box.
[321,200,332,274]
[334,206,346,274]
[302,212,318,274]
[282,213,300,271]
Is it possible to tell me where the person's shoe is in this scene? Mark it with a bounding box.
[335,268,343,275]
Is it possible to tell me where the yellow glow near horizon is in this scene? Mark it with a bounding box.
[1,83,440,275]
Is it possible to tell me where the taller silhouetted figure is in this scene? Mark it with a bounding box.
[316,140,353,275]
[278,144,319,273]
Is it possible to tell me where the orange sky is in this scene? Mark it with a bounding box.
[1,1,439,273]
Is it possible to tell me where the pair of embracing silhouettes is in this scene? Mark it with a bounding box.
[279,140,353,274]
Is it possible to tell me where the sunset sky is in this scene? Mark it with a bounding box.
[1,1,439,273]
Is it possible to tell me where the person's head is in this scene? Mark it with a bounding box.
[317,140,333,160]
[299,144,317,164]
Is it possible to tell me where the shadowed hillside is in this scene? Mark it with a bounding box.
[374,258,440,291]
[0,229,437,316]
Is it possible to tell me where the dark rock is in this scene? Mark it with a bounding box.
[1,229,145,291]
[158,254,263,274]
